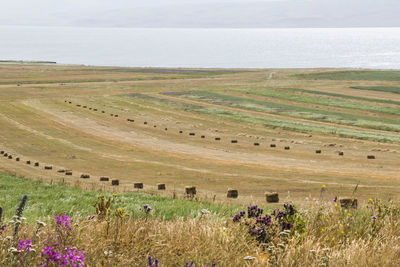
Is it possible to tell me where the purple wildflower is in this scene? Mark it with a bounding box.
[333,196,338,203]
[17,239,32,252]
[371,216,377,220]
[142,204,152,214]
[148,256,159,267]
[56,215,72,230]
[185,261,194,267]
[41,246,84,267]
[41,246,62,266]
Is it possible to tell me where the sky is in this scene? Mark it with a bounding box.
[1,0,399,28]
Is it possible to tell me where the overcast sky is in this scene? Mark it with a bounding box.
[1,0,399,28]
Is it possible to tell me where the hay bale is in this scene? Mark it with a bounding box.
[254,143,260,146]
[16,157,20,162]
[83,106,87,108]
[144,122,148,125]
[80,174,90,179]
[265,192,279,203]
[231,140,238,143]
[89,108,92,110]
[185,186,197,196]
[201,135,205,138]
[57,169,66,173]
[367,155,376,159]
[153,125,157,128]
[284,146,290,150]
[114,115,118,117]
[227,189,238,199]
[3,153,8,157]
[134,183,143,189]
[157,183,166,190]
[316,150,322,154]
[77,104,81,107]
[0,151,4,154]
[338,152,344,156]
[111,179,119,186]
[65,171,72,176]
[165,128,168,131]
[110,114,114,116]
[26,160,31,165]
[100,177,109,182]
[179,130,183,133]
[189,133,195,136]
[44,166,52,170]
[340,198,358,209]
[8,155,12,159]
[94,109,98,111]
[215,137,221,141]
[270,144,276,148]
[102,111,105,113]
[34,162,39,167]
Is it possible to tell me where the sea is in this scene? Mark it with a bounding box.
[1,26,400,69]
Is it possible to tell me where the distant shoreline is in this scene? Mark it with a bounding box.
[0,60,56,64]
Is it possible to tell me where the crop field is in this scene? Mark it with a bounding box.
[0,64,400,206]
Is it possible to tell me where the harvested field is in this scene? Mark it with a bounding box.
[0,64,399,205]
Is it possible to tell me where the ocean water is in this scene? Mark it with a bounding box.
[1,26,400,69]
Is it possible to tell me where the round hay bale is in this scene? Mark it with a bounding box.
[144,122,147,125]
[8,155,12,159]
[165,128,168,131]
[231,140,238,143]
[16,157,20,162]
[227,189,238,198]
[189,133,195,136]
[0,151,4,154]
[110,114,114,116]
[338,151,344,156]
[153,125,157,128]
[26,160,31,165]
[270,144,276,148]
[114,115,118,117]
[76,104,81,107]
[83,106,87,108]
[254,143,260,146]
[316,150,322,154]
[3,153,8,157]
[89,108,92,110]
[284,146,290,150]
[102,111,105,113]
[80,174,90,179]
[34,162,39,167]
[367,155,376,159]
[201,135,205,138]
[134,183,143,189]
[185,186,197,196]
[157,183,166,190]
[215,137,221,141]
[44,166,52,170]
[340,198,358,209]
[111,179,119,186]
[265,192,279,203]
[57,169,66,173]
[68,101,72,104]
[65,171,72,176]
[100,177,109,182]
[179,130,183,133]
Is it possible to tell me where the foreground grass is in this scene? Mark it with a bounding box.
[1,172,400,266]
[0,173,238,221]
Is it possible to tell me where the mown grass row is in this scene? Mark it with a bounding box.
[124,94,400,143]
[178,90,400,132]
[350,86,400,94]
[296,70,400,81]
[237,88,400,116]
[0,172,239,222]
